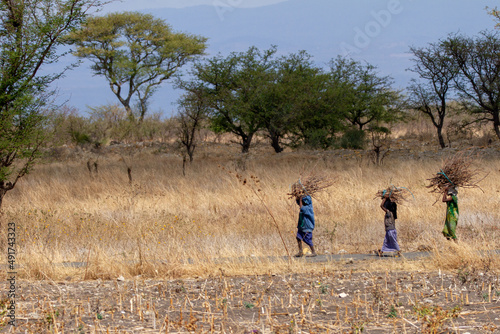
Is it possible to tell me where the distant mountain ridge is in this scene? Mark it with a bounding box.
[148,0,494,79]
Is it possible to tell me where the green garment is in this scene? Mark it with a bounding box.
[442,195,459,240]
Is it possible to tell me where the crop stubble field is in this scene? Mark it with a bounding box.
[1,140,500,332]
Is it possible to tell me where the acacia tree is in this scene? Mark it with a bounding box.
[259,51,327,152]
[407,42,458,148]
[68,11,207,123]
[287,71,341,149]
[327,56,403,130]
[176,88,207,164]
[367,124,391,165]
[181,46,276,153]
[444,31,500,140]
[488,6,499,28]
[0,0,104,210]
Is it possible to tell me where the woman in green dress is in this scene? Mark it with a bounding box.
[442,186,459,241]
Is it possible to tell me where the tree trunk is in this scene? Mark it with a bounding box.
[269,129,283,153]
[127,167,132,184]
[0,183,13,211]
[0,190,5,212]
[373,146,381,165]
[124,104,136,123]
[241,133,253,153]
[241,143,250,153]
[138,101,146,124]
[182,155,187,177]
[188,149,194,163]
[437,125,446,149]
[270,138,283,153]
[493,111,500,141]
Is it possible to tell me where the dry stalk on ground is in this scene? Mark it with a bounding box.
[221,165,292,261]
[426,151,486,193]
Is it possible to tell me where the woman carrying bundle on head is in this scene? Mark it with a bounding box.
[288,174,335,258]
[294,194,316,257]
[376,187,402,257]
[427,151,486,242]
[442,185,459,242]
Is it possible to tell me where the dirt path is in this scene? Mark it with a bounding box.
[198,249,500,265]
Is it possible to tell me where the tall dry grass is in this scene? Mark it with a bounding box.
[1,144,499,280]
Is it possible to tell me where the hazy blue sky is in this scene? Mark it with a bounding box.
[102,0,290,11]
[51,0,498,117]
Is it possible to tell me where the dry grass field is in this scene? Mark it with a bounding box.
[1,128,500,332]
[2,141,500,278]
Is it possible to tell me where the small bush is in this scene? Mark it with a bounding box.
[340,128,366,149]
[70,130,92,146]
[299,128,336,149]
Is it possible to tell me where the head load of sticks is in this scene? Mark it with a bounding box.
[375,185,413,204]
[426,151,486,194]
[288,174,336,199]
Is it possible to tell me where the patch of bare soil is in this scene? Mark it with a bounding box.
[1,265,500,333]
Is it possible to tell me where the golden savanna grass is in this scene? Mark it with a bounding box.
[1,141,500,280]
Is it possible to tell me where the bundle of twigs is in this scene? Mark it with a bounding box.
[288,174,336,199]
[426,151,486,193]
[374,185,413,204]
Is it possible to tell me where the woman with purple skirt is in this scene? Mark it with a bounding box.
[377,193,401,257]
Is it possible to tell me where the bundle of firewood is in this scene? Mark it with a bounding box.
[427,151,485,193]
[288,174,335,199]
[375,185,413,204]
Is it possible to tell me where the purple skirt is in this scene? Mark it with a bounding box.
[381,229,400,252]
[296,230,313,247]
